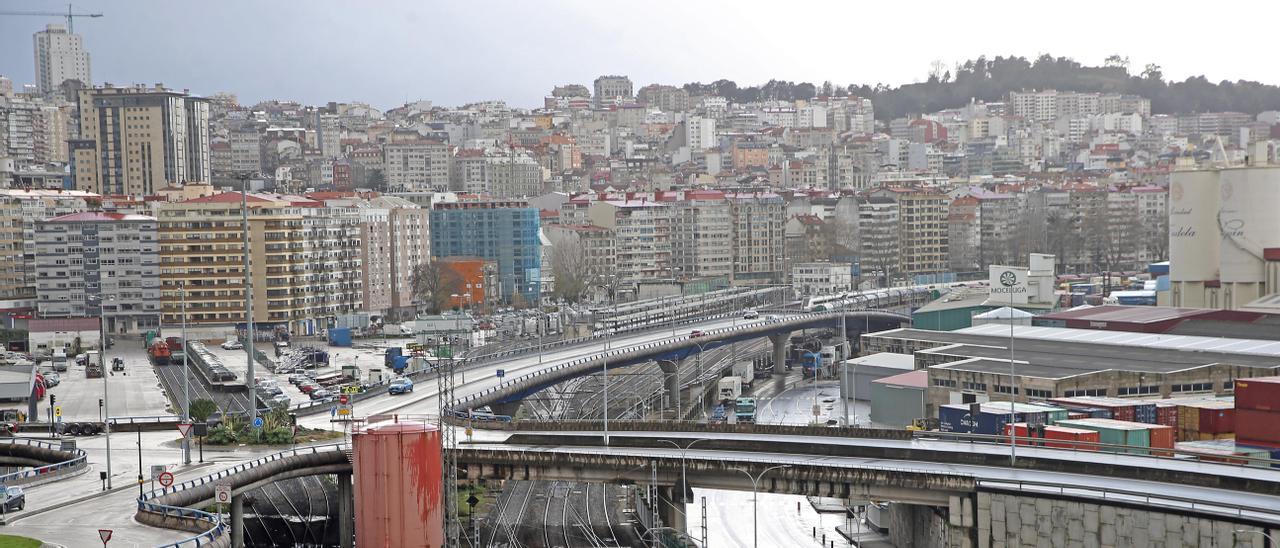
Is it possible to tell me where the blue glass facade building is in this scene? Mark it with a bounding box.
[430,202,541,303]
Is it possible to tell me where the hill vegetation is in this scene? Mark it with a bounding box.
[681,54,1280,119]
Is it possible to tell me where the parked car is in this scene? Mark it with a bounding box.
[2,486,25,512]
[270,394,291,407]
[287,374,308,385]
[41,372,60,387]
[388,377,414,395]
[221,340,244,350]
[743,310,760,320]
[689,330,706,338]
[298,382,320,394]
[309,388,331,400]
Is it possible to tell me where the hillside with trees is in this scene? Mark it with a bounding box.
[681,54,1280,119]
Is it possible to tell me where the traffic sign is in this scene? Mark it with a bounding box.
[158,471,174,488]
[53,406,61,417]
[336,404,352,416]
[252,417,264,429]
[150,465,167,479]
[177,422,193,438]
[214,484,231,504]
[98,529,112,544]
[466,494,480,507]
[338,394,349,405]
[496,369,505,378]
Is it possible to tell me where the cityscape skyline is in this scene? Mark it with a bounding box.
[3,0,1280,109]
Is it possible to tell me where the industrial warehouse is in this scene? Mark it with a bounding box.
[862,325,1280,416]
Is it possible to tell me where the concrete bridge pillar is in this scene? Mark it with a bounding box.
[337,472,354,548]
[769,332,791,375]
[657,486,687,535]
[657,360,680,413]
[230,493,245,548]
[490,401,521,418]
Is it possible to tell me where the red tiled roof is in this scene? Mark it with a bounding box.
[29,318,100,332]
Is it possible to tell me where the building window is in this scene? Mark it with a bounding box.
[1172,382,1213,393]
[962,381,987,392]
[931,378,956,388]
[994,385,1019,395]
[1026,389,1052,399]
[1064,388,1107,397]
[1118,385,1159,396]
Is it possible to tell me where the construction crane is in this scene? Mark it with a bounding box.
[0,4,103,35]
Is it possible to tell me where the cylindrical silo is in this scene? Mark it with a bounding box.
[1168,170,1221,282]
[353,422,444,547]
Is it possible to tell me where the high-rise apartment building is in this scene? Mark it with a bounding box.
[156,192,363,335]
[430,201,541,303]
[727,192,786,284]
[322,194,429,319]
[34,212,160,334]
[33,24,91,94]
[670,191,733,279]
[384,141,449,192]
[0,97,71,164]
[72,85,211,195]
[0,189,96,300]
[587,199,673,287]
[897,192,950,276]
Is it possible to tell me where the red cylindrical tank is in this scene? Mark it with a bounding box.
[353,422,444,547]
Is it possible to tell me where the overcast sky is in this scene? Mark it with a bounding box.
[3,0,1278,110]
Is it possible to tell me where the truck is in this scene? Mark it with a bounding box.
[717,377,742,402]
[732,360,754,389]
[50,349,68,372]
[734,397,756,423]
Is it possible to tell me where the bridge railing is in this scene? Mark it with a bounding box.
[916,430,1280,469]
[447,310,908,413]
[141,442,350,548]
[0,438,87,486]
[978,478,1280,524]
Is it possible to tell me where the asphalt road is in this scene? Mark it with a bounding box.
[42,344,174,422]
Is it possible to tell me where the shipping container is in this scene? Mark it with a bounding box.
[1236,408,1280,444]
[1132,403,1157,424]
[1148,424,1174,456]
[1176,440,1273,467]
[328,327,353,347]
[1198,404,1234,434]
[1023,403,1069,424]
[1043,425,1101,451]
[1067,412,1090,420]
[938,405,974,434]
[1156,404,1178,430]
[1002,423,1038,446]
[1235,377,1280,412]
[1052,418,1151,455]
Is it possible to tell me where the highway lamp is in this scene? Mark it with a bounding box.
[180,283,190,465]
[654,438,712,504]
[733,464,793,548]
[90,294,112,489]
[1233,530,1277,546]
[237,171,257,426]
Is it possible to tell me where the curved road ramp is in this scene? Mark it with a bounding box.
[0,438,88,488]
[137,421,1280,548]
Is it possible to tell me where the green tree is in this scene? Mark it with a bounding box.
[188,399,218,422]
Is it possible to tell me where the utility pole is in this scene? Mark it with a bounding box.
[238,172,257,423]
[181,283,190,465]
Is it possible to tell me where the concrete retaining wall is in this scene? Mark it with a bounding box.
[976,491,1273,548]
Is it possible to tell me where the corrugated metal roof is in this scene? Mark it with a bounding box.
[957,324,1280,358]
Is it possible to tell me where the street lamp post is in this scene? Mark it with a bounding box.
[733,464,792,548]
[238,172,257,425]
[95,296,112,489]
[655,439,712,504]
[180,283,190,465]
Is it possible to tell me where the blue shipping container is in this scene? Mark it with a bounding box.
[391,355,410,372]
[939,405,976,433]
[328,328,353,347]
[1132,403,1157,424]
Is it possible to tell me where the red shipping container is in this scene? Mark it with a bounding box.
[1236,377,1280,412]
[1148,424,1174,456]
[1236,408,1280,444]
[1112,406,1135,422]
[1002,423,1038,446]
[1043,425,1100,451]
[1156,405,1179,429]
[1067,412,1090,420]
[1198,406,1234,434]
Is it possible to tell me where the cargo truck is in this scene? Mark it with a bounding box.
[734,397,756,423]
[717,377,742,401]
[732,360,754,389]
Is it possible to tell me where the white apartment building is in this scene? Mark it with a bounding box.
[671,191,733,279]
[587,199,672,286]
[34,212,160,334]
[727,192,786,285]
[33,24,91,94]
[686,115,716,152]
[0,189,96,299]
[791,262,853,298]
[384,141,449,192]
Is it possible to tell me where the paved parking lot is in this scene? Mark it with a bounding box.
[40,343,173,422]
